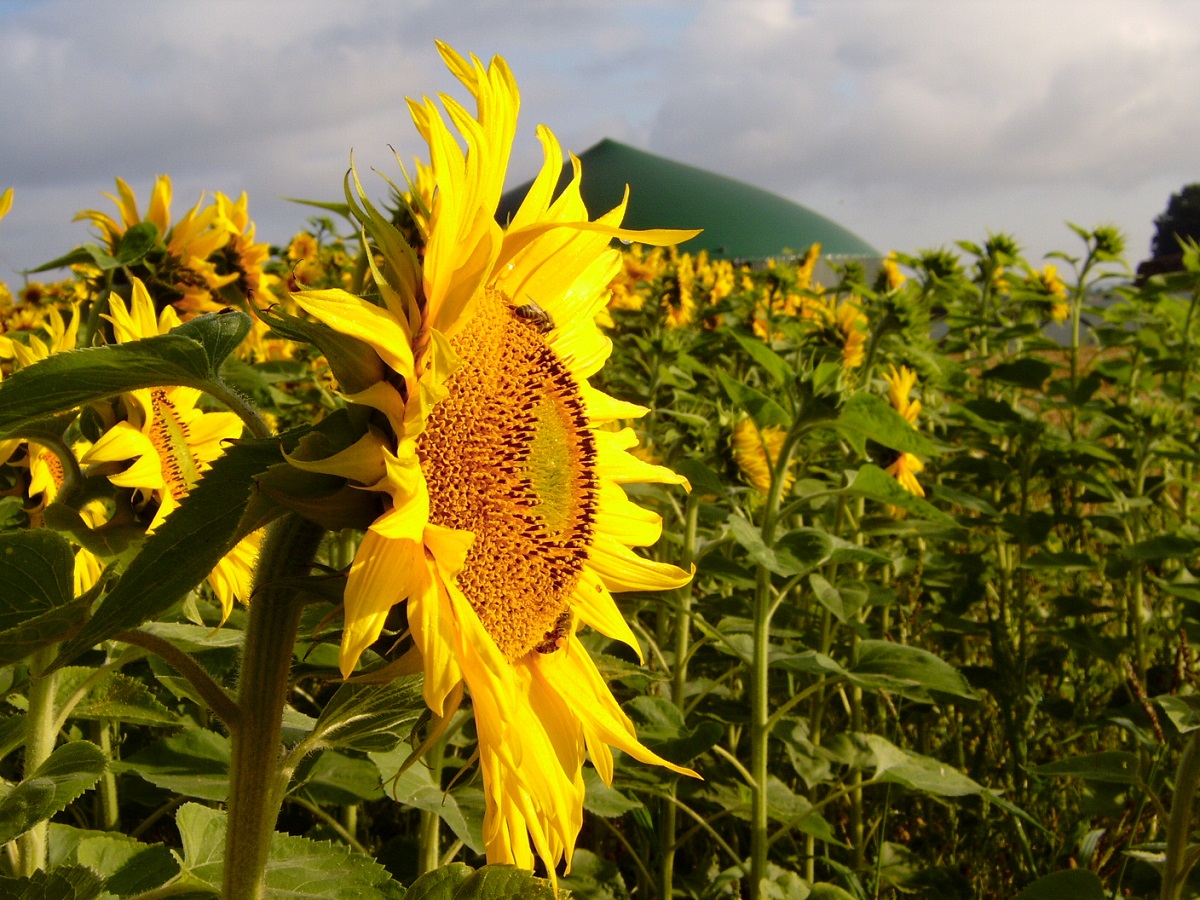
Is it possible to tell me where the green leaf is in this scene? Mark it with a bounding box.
[1030,751,1140,784]
[0,530,88,666]
[983,358,1053,389]
[0,741,107,844]
[116,729,230,802]
[560,848,628,900]
[865,734,983,797]
[1018,551,1097,571]
[405,863,558,900]
[55,667,180,727]
[729,330,793,384]
[837,393,938,456]
[308,677,425,753]
[843,465,957,525]
[1013,869,1105,900]
[1157,694,1200,733]
[1121,535,1197,560]
[851,640,977,702]
[0,311,251,439]
[672,457,726,497]
[775,529,835,575]
[808,573,864,624]
[0,865,105,900]
[370,747,484,854]
[176,803,405,898]
[48,825,180,896]
[582,767,643,818]
[728,518,831,577]
[296,751,384,805]
[626,696,721,765]
[114,221,160,265]
[256,305,384,395]
[53,437,285,667]
[717,371,790,429]
[765,776,841,844]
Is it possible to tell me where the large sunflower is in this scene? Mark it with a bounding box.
[290,43,699,875]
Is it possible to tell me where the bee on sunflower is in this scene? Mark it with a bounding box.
[287,43,700,878]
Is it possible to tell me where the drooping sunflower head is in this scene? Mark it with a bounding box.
[732,417,794,496]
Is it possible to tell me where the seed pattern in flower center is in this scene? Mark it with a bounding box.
[148,389,201,501]
[417,289,597,660]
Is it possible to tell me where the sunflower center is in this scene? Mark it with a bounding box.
[417,289,597,660]
[148,389,201,501]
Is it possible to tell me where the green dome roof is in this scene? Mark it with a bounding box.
[497,138,878,260]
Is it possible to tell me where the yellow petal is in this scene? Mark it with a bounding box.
[589,534,692,593]
[571,568,642,661]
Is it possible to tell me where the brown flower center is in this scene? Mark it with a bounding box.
[417,289,597,660]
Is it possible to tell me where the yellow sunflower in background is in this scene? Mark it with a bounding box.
[290,42,699,877]
[732,418,794,496]
[80,278,261,620]
[882,364,925,514]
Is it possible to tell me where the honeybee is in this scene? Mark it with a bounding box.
[513,299,555,334]
[535,610,572,654]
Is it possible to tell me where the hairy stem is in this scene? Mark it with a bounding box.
[223,515,325,900]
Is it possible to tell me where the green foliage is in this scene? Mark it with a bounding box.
[6,187,1200,900]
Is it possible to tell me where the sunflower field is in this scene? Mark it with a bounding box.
[3,44,1200,900]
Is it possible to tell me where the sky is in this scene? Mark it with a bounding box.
[1,0,1197,282]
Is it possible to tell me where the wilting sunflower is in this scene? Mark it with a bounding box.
[81,278,261,620]
[290,42,699,877]
[881,364,925,515]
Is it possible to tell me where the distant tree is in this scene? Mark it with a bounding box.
[1151,183,1200,258]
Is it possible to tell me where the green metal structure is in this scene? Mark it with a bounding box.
[496,138,878,260]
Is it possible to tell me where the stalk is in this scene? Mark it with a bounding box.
[19,646,59,875]
[660,493,700,899]
[1161,730,1200,900]
[748,427,801,899]
[416,735,447,875]
[223,515,325,900]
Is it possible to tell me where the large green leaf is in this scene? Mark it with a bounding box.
[1030,751,1140,784]
[48,825,180,897]
[983,358,1053,389]
[843,464,957,525]
[0,865,105,900]
[0,741,107,844]
[865,734,983,797]
[729,330,793,385]
[850,640,977,702]
[371,746,485,854]
[52,437,285,667]
[308,677,425,753]
[175,803,405,898]
[55,667,180,727]
[0,530,88,666]
[0,311,250,438]
[116,729,230,802]
[717,371,791,429]
[836,393,939,456]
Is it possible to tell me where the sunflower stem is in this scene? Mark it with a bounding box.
[18,646,59,876]
[660,492,700,899]
[416,733,447,875]
[224,514,325,900]
[1161,728,1200,900]
[748,427,802,898]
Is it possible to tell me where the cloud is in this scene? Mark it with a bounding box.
[1,0,1196,276]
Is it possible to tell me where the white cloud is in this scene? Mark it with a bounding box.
[1,0,1196,277]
